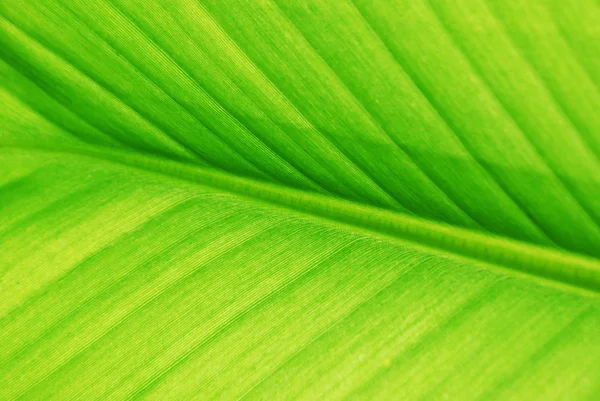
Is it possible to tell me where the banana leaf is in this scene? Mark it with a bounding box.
[1,0,599,399]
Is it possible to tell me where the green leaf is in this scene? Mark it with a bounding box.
[1,0,599,400]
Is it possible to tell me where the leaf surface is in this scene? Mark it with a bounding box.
[1,0,600,400]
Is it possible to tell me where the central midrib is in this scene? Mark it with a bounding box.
[3,142,600,297]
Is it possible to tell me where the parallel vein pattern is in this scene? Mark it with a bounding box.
[2,0,600,256]
[1,0,600,400]
[0,153,599,400]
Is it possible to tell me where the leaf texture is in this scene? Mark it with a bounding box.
[1,0,600,400]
